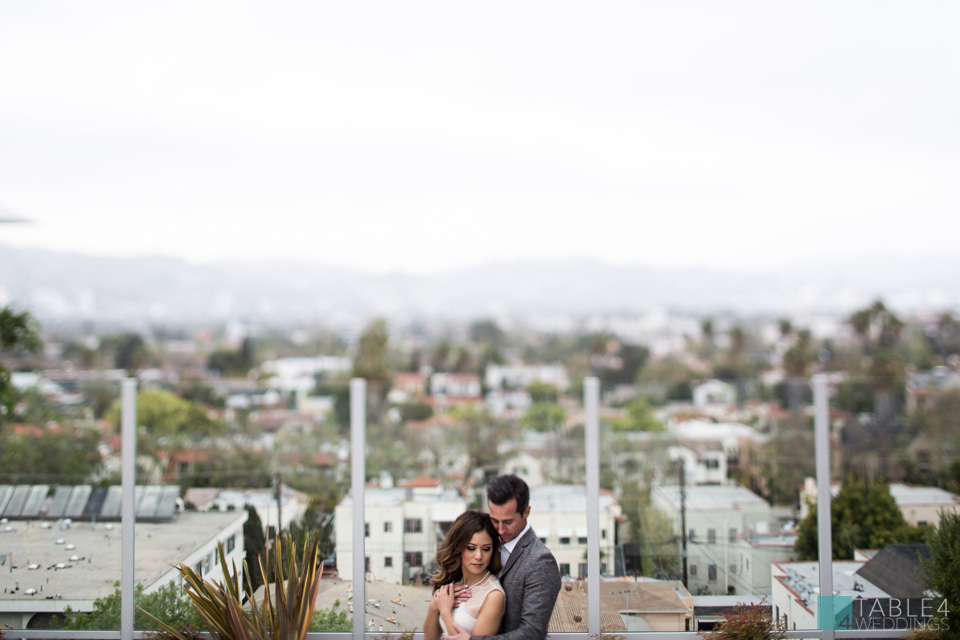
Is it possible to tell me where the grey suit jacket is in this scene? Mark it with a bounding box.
[473,528,561,640]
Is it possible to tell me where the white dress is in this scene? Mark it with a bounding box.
[443,573,505,634]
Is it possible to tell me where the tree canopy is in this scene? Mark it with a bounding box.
[65,582,202,631]
[104,389,226,448]
[919,511,960,635]
[0,305,42,421]
[795,476,924,560]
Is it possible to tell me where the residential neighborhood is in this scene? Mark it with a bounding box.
[2,299,960,635]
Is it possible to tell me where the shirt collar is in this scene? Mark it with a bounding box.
[502,521,532,554]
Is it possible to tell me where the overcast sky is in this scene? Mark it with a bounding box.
[1,1,957,275]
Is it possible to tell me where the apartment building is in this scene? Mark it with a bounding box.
[335,485,465,584]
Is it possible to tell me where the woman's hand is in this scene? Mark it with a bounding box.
[433,583,457,614]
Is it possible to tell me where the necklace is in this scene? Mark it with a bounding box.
[465,571,491,589]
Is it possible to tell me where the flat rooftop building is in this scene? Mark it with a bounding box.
[0,510,247,630]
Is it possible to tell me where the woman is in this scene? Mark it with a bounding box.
[423,510,505,640]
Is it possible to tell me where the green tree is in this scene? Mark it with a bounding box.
[0,305,42,422]
[919,511,960,636]
[65,582,202,630]
[103,389,226,450]
[351,319,392,419]
[443,405,513,493]
[311,601,352,632]
[795,476,923,560]
[114,332,150,372]
[611,398,665,433]
[244,505,267,592]
[782,329,813,414]
[527,380,559,403]
[0,427,102,483]
[518,402,566,433]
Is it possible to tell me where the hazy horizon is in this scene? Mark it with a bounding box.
[2,2,958,277]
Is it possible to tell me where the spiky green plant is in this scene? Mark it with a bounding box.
[141,533,322,640]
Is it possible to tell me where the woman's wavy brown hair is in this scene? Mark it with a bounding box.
[431,509,502,589]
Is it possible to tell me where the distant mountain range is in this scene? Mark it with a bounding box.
[2,245,958,327]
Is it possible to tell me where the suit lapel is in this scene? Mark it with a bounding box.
[499,528,532,578]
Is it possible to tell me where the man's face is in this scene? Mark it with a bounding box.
[488,498,530,544]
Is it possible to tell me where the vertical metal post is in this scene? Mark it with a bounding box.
[584,377,601,636]
[120,378,137,640]
[350,378,367,638]
[814,374,834,640]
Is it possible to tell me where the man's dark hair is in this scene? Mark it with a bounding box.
[487,474,530,514]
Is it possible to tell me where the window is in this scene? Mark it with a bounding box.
[729,563,737,575]
[384,556,393,567]
[705,459,719,469]
[404,518,422,533]
[559,535,571,544]
[688,529,696,541]
[689,564,697,577]
[708,564,717,582]
[559,563,570,576]
[365,556,370,573]
[384,521,393,533]
[601,529,607,539]
[404,551,423,566]
[365,522,370,537]
[226,534,235,553]
[578,535,588,545]
[578,562,587,577]
[728,527,737,543]
[707,528,716,544]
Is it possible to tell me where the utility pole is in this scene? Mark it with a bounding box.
[680,459,688,589]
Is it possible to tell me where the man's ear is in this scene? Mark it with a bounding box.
[523,505,531,519]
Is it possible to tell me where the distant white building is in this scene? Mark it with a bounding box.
[184,486,309,537]
[667,441,727,486]
[257,356,351,395]
[484,363,570,391]
[692,380,737,408]
[889,483,960,527]
[652,484,772,596]
[429,373,482,398]
[0,511,246,631]
[527,485,622,579]
[335,486,465,584]
[732,532,798,595]
[799,478,960,528]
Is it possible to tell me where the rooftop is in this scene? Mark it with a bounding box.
[774,561,887,615]
[654,484,767,511]
[889,483,960,506]
[0,511,246,613]
[531,485,619,513]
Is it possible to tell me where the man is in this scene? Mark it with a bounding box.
[448,474,561,640]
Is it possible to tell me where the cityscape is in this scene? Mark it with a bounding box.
[2,273,959,635]
[2,1,959,638]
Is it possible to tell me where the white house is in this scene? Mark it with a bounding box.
[484,363,570,391]
[692,380,737,408]
[667,441,727,485]
[335,486,465,584]
[527,485,622,579]
[731,532,798,595]
[889,483,960,527]
[652,484,772,596]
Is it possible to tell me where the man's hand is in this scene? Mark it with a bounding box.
[445,621,471,640]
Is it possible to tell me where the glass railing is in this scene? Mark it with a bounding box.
[1,370,944,640]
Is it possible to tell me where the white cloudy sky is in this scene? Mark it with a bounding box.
[1,1,957,275]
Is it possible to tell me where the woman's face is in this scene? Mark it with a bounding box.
[460,530,494,580]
